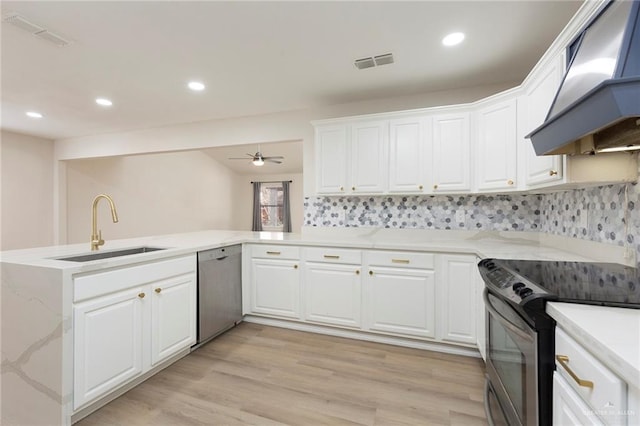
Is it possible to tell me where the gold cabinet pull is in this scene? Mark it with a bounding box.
[549,170,558,176]
[138,292,145,299]
[433,184,438,190]
[507,180,514,186]
[392,259,410,264]
[355,270,360,275]
[294,264,298,269]
[340,186,344,191]
[324,255,340,259]
[556,355,594,389]
[419,185,423,190]
[369,270,373,276]
[266,251,281,255]
[352,186,356,191]
[155,288,162,294]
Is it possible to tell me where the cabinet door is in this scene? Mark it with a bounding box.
[388,116,429,193]
[367,267,435,338]
[150,273,197,366]
[475,257,487,361]
[350,120,388,194]
[432,112,471,192]
[438,255,477,345]
[316,124,349,194]
[304,262,362,328]
[73,287,144,409]
[476,98,517,191]
[553,373,604,425]
[523,53,564,186]
[251,258,301,319]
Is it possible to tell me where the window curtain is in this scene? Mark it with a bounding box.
[252,182,263,231]
[282,180,292,233]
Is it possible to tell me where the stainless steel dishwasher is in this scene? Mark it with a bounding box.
[193,244,242,349]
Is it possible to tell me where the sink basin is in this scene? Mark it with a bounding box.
[57,246,167,262]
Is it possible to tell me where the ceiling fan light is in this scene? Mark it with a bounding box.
[252,158,264,166]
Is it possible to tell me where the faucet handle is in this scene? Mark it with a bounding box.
[98,230,104,246]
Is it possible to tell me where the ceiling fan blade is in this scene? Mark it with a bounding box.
[265,159,282,164]
[228,157,252,160]
[263,156,284,160]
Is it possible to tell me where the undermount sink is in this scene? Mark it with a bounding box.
[57,246,167,262]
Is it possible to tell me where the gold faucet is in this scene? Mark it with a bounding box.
[91,194,119,251]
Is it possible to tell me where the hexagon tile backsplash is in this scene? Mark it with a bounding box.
[304,182,640,260]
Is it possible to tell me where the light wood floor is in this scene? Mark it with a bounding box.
[77,323,488,425]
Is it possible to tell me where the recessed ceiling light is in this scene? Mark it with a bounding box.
[442,32,465,47]
[188,81,205,91]
[95,98,113,106]
[26,111,43,118]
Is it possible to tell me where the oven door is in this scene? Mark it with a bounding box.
[484,289,538,426]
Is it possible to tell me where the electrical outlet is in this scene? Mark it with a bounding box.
[455,209,465,224]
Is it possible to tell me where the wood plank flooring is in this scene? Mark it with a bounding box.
[77,323,488,425]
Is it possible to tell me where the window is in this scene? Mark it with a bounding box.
[260,183,284,231]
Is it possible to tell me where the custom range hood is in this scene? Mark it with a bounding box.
[528,0,640,155]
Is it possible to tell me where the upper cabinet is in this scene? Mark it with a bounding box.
[315,120,388,195]
[432,111,472,193]
[520,53,565,187]
[475,94,518,192]
[388,116,429,194]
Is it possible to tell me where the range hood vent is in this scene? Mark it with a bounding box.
[527,0,640,155]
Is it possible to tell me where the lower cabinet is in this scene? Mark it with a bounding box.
[304,262,362,328]
[438,254,478,345]
[553,372,604,426]
[475,256,487,361]
[73,255,196,410]
[251,258,301,319]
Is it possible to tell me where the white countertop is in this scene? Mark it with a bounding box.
[0,227,612,274]
[547,302,640,390]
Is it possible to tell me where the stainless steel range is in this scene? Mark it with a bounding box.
[478,258,640,426]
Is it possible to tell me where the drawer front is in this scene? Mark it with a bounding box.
[304,247,362,264]
[367,250,435,269]
[251,244,300,260]
[555,328,626,420]
[74,254,196,302]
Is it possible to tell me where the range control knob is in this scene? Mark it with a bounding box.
[512,282,526,292]
[519,288,534,298]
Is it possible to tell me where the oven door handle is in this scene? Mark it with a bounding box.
[483,288,533,341]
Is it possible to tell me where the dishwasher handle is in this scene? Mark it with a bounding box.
[216,255,228,261]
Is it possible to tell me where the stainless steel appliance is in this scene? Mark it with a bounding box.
[194,245,242,348]
[478,258,640,426]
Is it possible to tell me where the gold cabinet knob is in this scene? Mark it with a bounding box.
[419,185,423,190]
[433,184,438,190]
[549,170,558,176]
[294,264,298,269]
[369,270,373,276]
[340,186,344,191]
[155,288,162,294]
[352,186,355,191]
[138,292,145,299]
[507,180,514,186]
[355,270,360,275]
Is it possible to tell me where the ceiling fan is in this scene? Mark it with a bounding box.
[228,146,284,166]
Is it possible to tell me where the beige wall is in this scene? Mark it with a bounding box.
[0,130,54,250]
[65,150,242,244]
[232,173,304,233]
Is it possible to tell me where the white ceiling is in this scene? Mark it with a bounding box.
[203,140,303,175]
[1,1,583,141]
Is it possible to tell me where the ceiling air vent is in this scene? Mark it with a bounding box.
[2,13,71,47]
[354,53,394,70]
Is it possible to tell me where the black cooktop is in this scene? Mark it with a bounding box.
[480,258,640,309]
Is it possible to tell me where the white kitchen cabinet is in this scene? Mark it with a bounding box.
[553,373,604,426]
[521,53,565,187]
[438,254,477,345]
[388,116,430,193]
[475,95,518,191]
[73,286,144,409]
[73,254,196,410]
[350,120,388,194]
[432,112,471,193]
[474,256,487,361]
[303,262,362,328]
[150,274,197,366]
[315,124,349,194]
[251,258,301,319]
